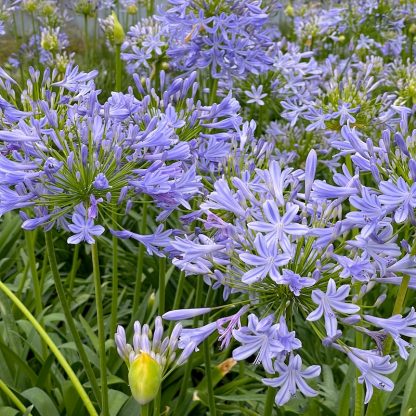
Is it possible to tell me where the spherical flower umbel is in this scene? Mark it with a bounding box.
[0,65,243,245]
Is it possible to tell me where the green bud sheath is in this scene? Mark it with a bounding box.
[128,352,162,405]
[112,11,125,45]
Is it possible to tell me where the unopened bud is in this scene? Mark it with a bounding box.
[128,352,162,405]
[112,12,125,45]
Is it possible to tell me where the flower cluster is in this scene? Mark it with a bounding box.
[0,65,243,245]
[158,0,274,81]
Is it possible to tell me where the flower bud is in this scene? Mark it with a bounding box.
[112,12,125,45]
[128,352,162,405]
[285,4,294,17]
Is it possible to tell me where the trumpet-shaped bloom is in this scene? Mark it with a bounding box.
[248,201,308,253]
[67,204,105,244]
[239,234,291,284]
[232,314,280,373]
[364,307,416,359]
[262,354,321,406]
[347,348,397,403]
[306,279,360,337]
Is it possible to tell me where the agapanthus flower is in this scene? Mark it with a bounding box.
[239,234,291,284]
[158,0,274,81]
[67,203,105,244]
[0,66,243,247]
[365,308,416,359]
[262,354,321,406]
[115,317,189,404]
[232,314,282,373]
[307,279,360,337]
[347,347,397,404]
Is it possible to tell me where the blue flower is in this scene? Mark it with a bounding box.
[347,348,397,404]
[52,65,98,92]
[92,173,110,190]
[379,177,416,223]
[277,269,315,296]
[262,354,321,406]
[232,314,280,373]
[67,203,105,244]
[306,279,360,337]
[239,234,291,284]
[248,200,308,253]
[245,85,267,106]
[364,307,416,359]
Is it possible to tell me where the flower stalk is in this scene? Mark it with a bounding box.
[91,242,109,416]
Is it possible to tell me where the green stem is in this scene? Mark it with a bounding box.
[176,278,203,410]
[44,232,102,408]
[264,385,275,416]
[110,212,119,336]
[0,280,98,416]
[133,201,148,315]
[209,78,218,105]
[141,403,149,416]
[168,271,185,334]
[115,44,122,91]
[354,303,364,416]
[203,289,216,416]
[67,244,80,296]
[91,243,109,416]
[0,378,31,414]
[84,15,89,60]
[25,230,42,316]
[383,275,410,354]
[158,257,166,316]
[153,387,161,416]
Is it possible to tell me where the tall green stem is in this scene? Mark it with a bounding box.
[91,243,109,416]
[115,44,122,91]
[168,271,185,334]
[110,212,119,336]
[209,78,218,105]
[67,244,80,295]
[158,257,166,316]
[203,289,216,416]
[153,387,161,416]
[141,403,149,416]
[25,230,42,316]
[0,378,31,414]
[133,201,148,315]
[354,305,364,416]
[84,15,89,60]
[0,280,98,416]
[44,232,101,406]
[176,278,203,411]
[383,275,410,354]
[264,385,275,416]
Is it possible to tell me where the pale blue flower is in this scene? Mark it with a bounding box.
[232,314,280,373]
[239,234,291,284]
[262,354,321,406]
[306,279,360,337]
[245,85,267,106]
[67,203,105,244]
[364,307,416,359]
[248,201,308,253]
[347,347,397,404]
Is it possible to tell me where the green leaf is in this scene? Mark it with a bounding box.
[108,389,129,416]
[118,396,139,416]
[0,406,20,416]
[21,387,60,416]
